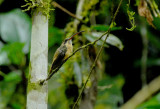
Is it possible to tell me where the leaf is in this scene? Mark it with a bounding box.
[0,0,4,5]
[0,45,10,65]
[0,42,25,66]
[146,105,160,108]
[73,62,82,87]
[0,42,10,65]
[138,0,155,28]
[90,32,124,50]
[0,9,31,53]
[91,24,122,31]
[147,58,160,66]
[0,81,17,109]
[0,71,22,109]
[4,70,22,83]
[84,34,109,47]
[11,103,22,109]
[153,17,160,30]
[134,58,160,67]
[105,34,124,51]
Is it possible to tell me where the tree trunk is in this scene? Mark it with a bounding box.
[27,11,48,109]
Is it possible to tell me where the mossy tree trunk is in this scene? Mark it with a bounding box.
[26,8,48,109]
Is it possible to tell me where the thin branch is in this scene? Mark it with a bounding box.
[41,0,123,86]
[40,0,122,86]
[40,31,109,85]
[51,1,84,22]
[72,0,123,108]
[120,76,160,109]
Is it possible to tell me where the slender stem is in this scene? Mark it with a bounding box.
[40,30,109,85]
[41,0,122,86]
[140,25,148,87]
[72,0,123,108]
[120,76,160,109]
[52,1,83,22]
[41,0,123,85]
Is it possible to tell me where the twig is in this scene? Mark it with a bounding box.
[51,1,84,22]
[40,31,109,85]
[40,0,122,86]
[72,0,123,108]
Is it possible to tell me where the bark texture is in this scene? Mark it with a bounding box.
[27,12,48,109]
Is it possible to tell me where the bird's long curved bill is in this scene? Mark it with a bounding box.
[68,31,85,40]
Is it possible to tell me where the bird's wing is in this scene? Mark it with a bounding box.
[50,46,67,71]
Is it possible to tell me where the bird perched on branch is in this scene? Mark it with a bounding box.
[47,31,84,80]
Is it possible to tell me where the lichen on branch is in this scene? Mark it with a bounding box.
[21,0,54,18]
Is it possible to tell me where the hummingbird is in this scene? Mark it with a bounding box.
[47,31,84,80]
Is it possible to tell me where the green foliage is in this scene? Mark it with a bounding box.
[82,0,99,23]
[84,32,124,50]
[135,58,160,67]
[4,71,22,83]
[48,73,69,109]
[0,0,4,5]
[0,42,26,66]
[97,0,113,24]
[91,24,122,31]
[11,103,22,109]
[135,0,140,6]
[83,0,99,16]
[0,71,22,109]
[0,9,29,108]
[0,0,160,109]
[126,0,136,31]
[0,9,31,53]
[73,62,82,87]
[95,75,124,109]
[153,17,160,30]
[0,81,17,109]
[137,93,160,109]
[22,0,54,18]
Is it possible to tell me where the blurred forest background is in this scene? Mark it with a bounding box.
[0,0,160,109]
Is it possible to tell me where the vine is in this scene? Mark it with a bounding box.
[126,0,136,31]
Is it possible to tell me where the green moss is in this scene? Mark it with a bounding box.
[27,80,42,93]
[27,62,42,93]
[22,0,54,18]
